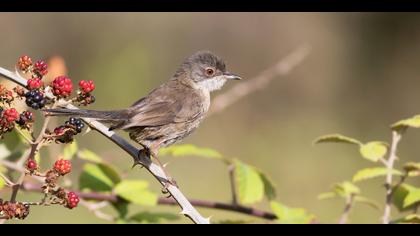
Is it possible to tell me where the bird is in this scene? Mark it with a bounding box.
[44,51,241,181]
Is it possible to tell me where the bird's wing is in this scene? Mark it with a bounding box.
[120,79,204,129]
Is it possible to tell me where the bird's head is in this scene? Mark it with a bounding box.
[175,51,242,92]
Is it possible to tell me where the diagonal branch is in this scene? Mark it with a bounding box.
[0,67,210,224]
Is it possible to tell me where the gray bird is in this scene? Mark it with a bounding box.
[45,51,241,161]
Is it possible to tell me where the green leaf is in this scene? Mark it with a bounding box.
[258,171,277,200]
[359,142,388,162]
[317,192,337,200]
[79,163,121,192]
[159,144,222,159]
[392,214,420,224]
[114,180,158,206]
[233,159,264,205]
[313,134,362,146]
[111,201,129,219]
[353,167,402,182]
[354,196,381,210]
[270,201,315,224]
[393,184,420,211]
[0,176,5,190]
[2,130,21,152]
[78,149,103,163]
[403,162,420,177]
[63,141,78,160]
[391,115,420,132]
[128,212,179,223]
[333,181,360,197]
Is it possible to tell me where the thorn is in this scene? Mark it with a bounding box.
[180,210,189,216]
[163,162,170,168]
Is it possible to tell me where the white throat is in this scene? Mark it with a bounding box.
[195,76,227,93]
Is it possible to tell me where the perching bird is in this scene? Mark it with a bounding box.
[45,51,241,162]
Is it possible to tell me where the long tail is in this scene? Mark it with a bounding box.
[44,108,129,121]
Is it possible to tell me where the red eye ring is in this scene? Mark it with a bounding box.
[205,68,215,76]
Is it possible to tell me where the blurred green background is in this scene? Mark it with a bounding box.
[1,12,420,224]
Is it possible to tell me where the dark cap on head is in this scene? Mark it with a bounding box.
[175,51,226,77]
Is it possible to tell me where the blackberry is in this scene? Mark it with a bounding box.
[66,117,84,133]
[16,111,34,126]
[25,90,46,110]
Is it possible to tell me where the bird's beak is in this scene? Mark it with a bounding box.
[223,72,242,80]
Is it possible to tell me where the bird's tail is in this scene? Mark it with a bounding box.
[44,108,129,121]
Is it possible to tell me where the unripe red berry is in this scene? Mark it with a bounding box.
[26,159,38,172]
[53,159,72,175]
[17,55,33,71]
[27,78,44,90]
[78,80,95,93]
[3,108,19,123]
[33,60,48,77]
[52,76,73,98]
[54,126,66,136]
[66,192,79,209]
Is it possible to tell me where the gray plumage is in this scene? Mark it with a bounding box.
[45,51,241,155]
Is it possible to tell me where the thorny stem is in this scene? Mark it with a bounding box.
[383,131,402,224]
[338,194,355,224]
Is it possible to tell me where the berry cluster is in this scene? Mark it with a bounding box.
[33,60,48,77]
[53,159,72,176]
[52,76,73,98]
[79,80,95,93]
[16,111,35,130]
[27,78,43,90]
[0,199,30,220]
[66,192,80,209]
[25,90,46,110]
[53,117,85,144]
[0,108,19,137]
[17,55,33,72]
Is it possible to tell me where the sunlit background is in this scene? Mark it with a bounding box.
[1,12,420,223]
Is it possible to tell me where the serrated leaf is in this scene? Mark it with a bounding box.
[234,159,264,205]
[128,212,179,223]
[270,201,315,224]
[258,171,277,200]
[313,134,362,145]
[359,142,388,162]
[317,192,337,200]
[114,180,158,206]
[63,141,78,160]
[391,115,420,132]
[353,167,402,182]
[159,144,222,159]
[392,214,420,224]
[393,184,420,211]
[79,163,121,192]
[78,149,102,163]
[333,181,360,197]
[354,196,381,210]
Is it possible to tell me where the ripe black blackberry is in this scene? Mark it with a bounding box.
[16,111,34,126]
[66,117,85,133]
[25,90,46,110]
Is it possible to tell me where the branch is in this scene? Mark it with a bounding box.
[382,131,402,224]
[338,194,355,224]
[0,67,210,224]
[21,182,277,221]
[209,44,311,116]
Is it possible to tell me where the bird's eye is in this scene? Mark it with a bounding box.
[205,68,215,76]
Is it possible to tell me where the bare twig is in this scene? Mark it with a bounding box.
[0,66,210,224]
[209,44,311,116]
[21,182,277,220]
[383,131,402,224]
[339,194,355,224]
[0,172,14,186]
